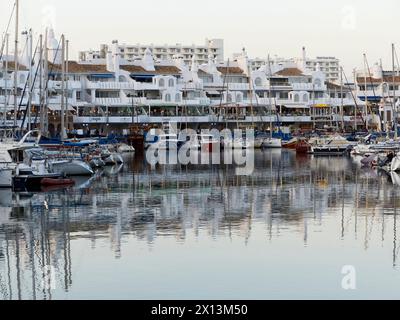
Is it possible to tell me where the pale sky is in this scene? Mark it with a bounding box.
[1,0,399,74]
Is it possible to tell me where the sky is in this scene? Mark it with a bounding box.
[1,0,399,75]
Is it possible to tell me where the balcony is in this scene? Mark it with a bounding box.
[86,81,135,90]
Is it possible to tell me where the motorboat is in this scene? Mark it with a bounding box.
[282,138,298,149]
[263,138,282,149]
[117,143,135,153]
[49,159,94,176]
[310,135,352,156]
[296,139,311,154]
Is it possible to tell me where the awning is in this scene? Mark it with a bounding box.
[281,105,310,109]
[313,104,329,108]
[90,73,113,78]
[206,90,220,95]
[47,105,75,111]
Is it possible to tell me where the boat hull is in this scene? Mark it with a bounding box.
[50,160,94,176]
[0,168,13,188]
[263,138,282,149]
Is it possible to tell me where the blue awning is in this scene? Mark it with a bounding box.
[90,74,114,78]
[359,96,382,102]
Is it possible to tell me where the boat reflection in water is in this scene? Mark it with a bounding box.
[1,152,400,300]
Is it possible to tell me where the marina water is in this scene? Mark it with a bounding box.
[1,150,400,299]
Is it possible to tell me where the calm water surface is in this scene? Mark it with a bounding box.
[1,150,400,300]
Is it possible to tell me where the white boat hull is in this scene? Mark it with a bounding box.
[263,138,282,148]
[50,160,94,176]
[0,168,13,188]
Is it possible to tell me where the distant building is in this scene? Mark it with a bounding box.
[79,38,224,66]
[238,48,340,83]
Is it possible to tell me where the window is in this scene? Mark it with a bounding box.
[168,79,174,87]
[293,93,300,102]
[227,93,232,103]
[254,77,262,86]
[175,93,181,102]
[165,93,171,102]
[314,78,321,87]
[303,93,308,102]
[236,94,242,103]
[159,79,165,87]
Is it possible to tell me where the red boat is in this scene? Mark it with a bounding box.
[41,178,75,186]
[282,138,298,149]
[295,140,311,154]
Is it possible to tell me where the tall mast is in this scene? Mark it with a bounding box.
[392,43,398,140]
[27,29,32,131]
[60,34,65,140]
[267,54,273,139]
[363,54,369,131]
[44,31,49,134]
[65,39,69,136]
[13,0,19,129]
[4,33,9,125]
[39,34,44,134]
[353,68,358,131]
[340,66,344,131]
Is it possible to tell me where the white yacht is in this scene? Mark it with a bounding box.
[263,138,282,149]
[310,135,352,156]
[49,159,94,176]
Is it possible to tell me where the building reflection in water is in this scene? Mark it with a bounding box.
[0,151,399,299]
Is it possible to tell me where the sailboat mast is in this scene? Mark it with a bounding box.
[27,29,32,131]
[13,0,19,128]
[39,34,44,134]
[65,39,69,136]
[4,33,9,125]
[340,66,344,131]
[61,34,65,140]
[392,43,398,140]
[363,54,369,131]
[353,68,358,130]
[267,55,273,139]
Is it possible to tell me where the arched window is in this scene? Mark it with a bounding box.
[294,93,300,102]
[314,78,321,87]
[159,78,165,87]
[236,94,242,103]
[119,75,127,82]
[165,93,171,102]
[175,93,181,102]
[168,78,174,87]
[254,77,262,86]
[227,93,232,103]
[303,93,308,102]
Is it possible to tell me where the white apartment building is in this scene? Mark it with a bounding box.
[239,48,340,83]
[79,39,224,66]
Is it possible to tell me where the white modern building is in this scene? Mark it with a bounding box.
[0,29,367,137]
[239,48,340,83]
[79,38,224,67]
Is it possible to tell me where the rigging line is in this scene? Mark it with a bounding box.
[17,36,40,115]
[33,36,62,126]
[342,69,367,127]
[0,2,16,61]
[21,39,41,130]
[364,54,383,125]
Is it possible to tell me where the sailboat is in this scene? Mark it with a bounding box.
[263,56,282,149]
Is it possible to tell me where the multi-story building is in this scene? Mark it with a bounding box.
[239,48,341,83]
[79,38,224,67]
[0,30,365,137]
